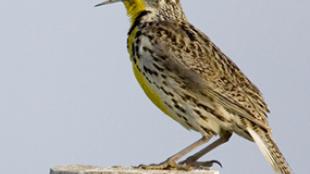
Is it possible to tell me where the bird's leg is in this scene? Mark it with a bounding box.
[136,134,212,170]
[180,132,232,169]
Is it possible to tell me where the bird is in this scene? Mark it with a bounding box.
[95,0,292,173]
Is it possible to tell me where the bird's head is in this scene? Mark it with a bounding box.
[96,0,186,23]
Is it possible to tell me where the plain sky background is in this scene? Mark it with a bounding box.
[0,0,309,174]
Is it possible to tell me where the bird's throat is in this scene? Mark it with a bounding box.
[123,0,146,23]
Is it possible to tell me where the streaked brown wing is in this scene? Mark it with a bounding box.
[140,21,270,130]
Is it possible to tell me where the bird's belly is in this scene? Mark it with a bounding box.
[133,64,200,130]
[132,65,171,116]
[132,64,223,135]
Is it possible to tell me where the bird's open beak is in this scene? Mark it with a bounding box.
[95,0,123,7]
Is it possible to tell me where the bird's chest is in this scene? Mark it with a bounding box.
[127,29,171,114]
[127,31,192,128]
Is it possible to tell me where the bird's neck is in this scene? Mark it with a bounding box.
[156,3,187,22]
[123,0,186,24]
[123,0,146,24]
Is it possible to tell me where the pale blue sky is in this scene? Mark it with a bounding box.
[0,0,309,174]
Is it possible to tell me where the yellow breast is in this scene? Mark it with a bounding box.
[127,25,193,130]
[128,26,172,117]
[132,64,173,116]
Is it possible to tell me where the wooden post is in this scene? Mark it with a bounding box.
[50,165,219,174]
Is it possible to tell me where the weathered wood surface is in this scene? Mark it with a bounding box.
[50,165,219,174]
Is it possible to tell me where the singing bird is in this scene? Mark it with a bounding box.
[96,0,292,173]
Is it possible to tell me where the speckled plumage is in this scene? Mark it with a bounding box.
[132,20,271,132]
[98,0,291,173]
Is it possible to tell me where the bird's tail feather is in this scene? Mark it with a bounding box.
[247,127,292,174]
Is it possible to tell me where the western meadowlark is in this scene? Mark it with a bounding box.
[96,0,292,173]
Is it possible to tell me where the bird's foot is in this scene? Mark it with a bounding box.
[135,159,190,170]
[179,159,222,169]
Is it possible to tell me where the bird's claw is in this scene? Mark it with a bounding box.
[179,159,222,169]
[135,160,191,170]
